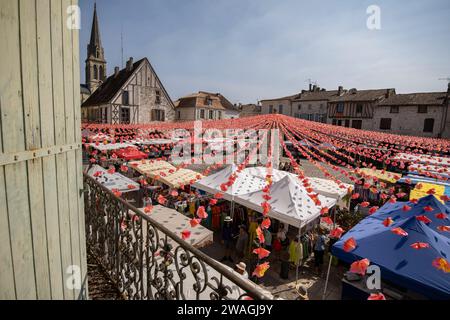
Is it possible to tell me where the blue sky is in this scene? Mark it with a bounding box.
[79,0,450,103]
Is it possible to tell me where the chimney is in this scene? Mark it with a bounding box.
[448,82,450,94]
[309,83,312,91]
[126,57,134,71]
[114,66,120,77]
[385,89,392,99]
[338,86,343,96]
[312,85,317,91]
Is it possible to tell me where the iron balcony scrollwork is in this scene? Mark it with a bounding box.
[83,173,272,300]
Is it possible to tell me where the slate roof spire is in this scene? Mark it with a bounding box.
[89,2,102,50]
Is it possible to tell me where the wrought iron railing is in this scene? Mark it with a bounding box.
[83,173,272,300]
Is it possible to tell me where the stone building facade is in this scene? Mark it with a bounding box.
[240,104,262,118]
[260,94,297,116]
[291,86,343,123]
[260,84,450,138]
[174,91,239,121]
[375,91,449,137]
[81,57,175,124]
[327,88,395,129]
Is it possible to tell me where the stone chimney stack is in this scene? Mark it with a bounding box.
[309,83,312,91]
[126,57,134,71]
[385,89,392,99]
[114,66,120,77]
[338,86,343,96]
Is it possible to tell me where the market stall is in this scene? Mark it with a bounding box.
[115,146,148,161]
[331,195,450,300]
[129,160,176,179]
[192,164,267,201]
[394,152,450,167]
[87,165,141,206]
[356,168,401,184]
[138,205,213,249]
[88,142,134,151]
[242,167,352,207]
[160,168,204,189]
[237,175,336,228]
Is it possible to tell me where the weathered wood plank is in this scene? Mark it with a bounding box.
[19,0,41,151]
[0,0,26,153]
[0,0,35,300]
[37,0,55,148]
[50,0,65,146]
[66,150,81,298]
[42,155,64,299]
[19,0,51,299]
[0,167,15,299]
[71,0,88,296]
[61,0,74,145]
[55,153,74,300]
[5,162,36,299]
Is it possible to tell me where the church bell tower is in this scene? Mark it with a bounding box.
[86,3,107,93]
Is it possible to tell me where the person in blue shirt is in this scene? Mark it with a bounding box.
[220,216,234,263]
[313,228,327,275]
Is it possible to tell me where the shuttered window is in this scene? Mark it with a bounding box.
[151,109,165,121]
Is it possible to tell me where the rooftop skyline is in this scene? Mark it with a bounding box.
[79,0,450,104]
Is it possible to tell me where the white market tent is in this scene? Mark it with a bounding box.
[138,205,213,249]
[87,165,139,193]
[192,164,267,201]
[88,142,134,151]
[394,152,450,167]
[238,175,336,228]
[242,167,352,201]
[132,138,174,145]
[193,165,338,228]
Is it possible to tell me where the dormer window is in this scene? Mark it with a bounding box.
[206,97,213,106]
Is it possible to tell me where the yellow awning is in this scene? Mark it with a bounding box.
[160,169,204,188]
[410,183,445,203]
[357,168,401,183]
[130,160,176,178]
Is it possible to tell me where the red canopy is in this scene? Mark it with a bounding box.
[116,147,147,160]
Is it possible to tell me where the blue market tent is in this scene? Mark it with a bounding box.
[332,195,450,300]
[398,173,450,188]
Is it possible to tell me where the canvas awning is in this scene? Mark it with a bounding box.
[242,167,352,200]
[138,205,213,249]
[129,160,176,179]
[332,195,450,300]
[89,142,134,151]
[394,152,450,167]
[238,175,336,228]
[87,165,139,193]
[192,165,267,201]
[160,168,204,189]
[356,168,401,184]
[410,182,448,203]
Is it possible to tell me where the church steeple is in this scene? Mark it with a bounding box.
[86,3,107,93]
